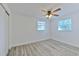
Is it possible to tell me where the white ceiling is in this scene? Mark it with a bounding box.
[7,3,79,18]
[7,3,61,17]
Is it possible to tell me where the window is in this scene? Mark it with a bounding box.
[37,21,46,31]
[58,18,72,31]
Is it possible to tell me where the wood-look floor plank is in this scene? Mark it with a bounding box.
[8,39,79,56]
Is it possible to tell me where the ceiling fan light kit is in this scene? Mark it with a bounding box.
[45,14,52,19]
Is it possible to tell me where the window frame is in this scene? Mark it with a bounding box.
[58,18,72,31]
[37,20,46,31]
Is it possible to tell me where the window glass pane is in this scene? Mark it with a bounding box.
[37,21,46,31]
[58,18,72,31]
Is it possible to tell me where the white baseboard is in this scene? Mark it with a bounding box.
[9,37,50,49]
[52,37,79,48]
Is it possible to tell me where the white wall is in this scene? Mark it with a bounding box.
[9,4,79,48]
[51,9,79,48]
[9,14,50,48]
[0,5,9,56]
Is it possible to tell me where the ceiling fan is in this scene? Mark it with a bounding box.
[42,8,61,19]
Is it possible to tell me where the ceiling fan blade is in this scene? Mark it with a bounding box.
[52,14,59,16]
[41,9,47,12]
[53,8,61,12]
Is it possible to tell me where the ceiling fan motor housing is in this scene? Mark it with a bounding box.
[48,11,51,15]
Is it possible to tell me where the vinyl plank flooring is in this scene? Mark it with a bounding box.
[8,39,79,56]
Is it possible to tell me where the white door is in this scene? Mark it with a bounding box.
[0,5,9,56]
